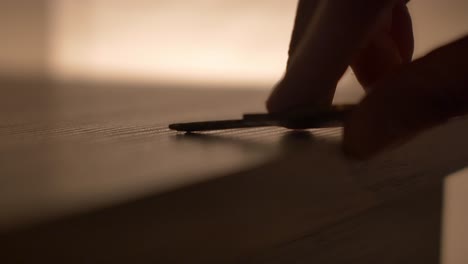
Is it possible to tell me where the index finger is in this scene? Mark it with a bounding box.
[286,0,321,69]
[267,0,399,113]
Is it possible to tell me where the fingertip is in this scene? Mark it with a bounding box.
[342,104,383,160]
[266,79,287,113]
[342,80,411,159]
[266,76,336,114]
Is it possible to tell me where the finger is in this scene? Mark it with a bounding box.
[390,1,414,63]
[267,0,398,113]
[344,35,468,159]
[351,32,403,89]
[287,0,321,69]
[351,1,413,89]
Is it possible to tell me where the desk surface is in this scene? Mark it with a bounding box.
[1,79,467,263]
[0,80,274,229]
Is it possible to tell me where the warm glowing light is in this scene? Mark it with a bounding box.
[50,0,297,86]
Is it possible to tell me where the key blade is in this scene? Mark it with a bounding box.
[168,104,357,132]
[169,119,278,132]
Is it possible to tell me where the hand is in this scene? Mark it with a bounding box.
[344,36,468,159]
[267,0,468,159]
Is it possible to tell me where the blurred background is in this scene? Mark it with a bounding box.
[1,1,467,263]
[1,0,467,88]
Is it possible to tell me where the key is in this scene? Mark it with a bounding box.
[168,104,355,132]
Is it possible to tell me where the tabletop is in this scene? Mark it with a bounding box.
[1,78,467,263]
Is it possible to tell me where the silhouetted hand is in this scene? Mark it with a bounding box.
[267,0,468,159]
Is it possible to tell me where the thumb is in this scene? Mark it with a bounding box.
[344,35,468,159]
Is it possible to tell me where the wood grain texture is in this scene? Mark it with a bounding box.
[1,79,466,263]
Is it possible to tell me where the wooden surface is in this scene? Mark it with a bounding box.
[1,79,467,263]
[0,79,271,229]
